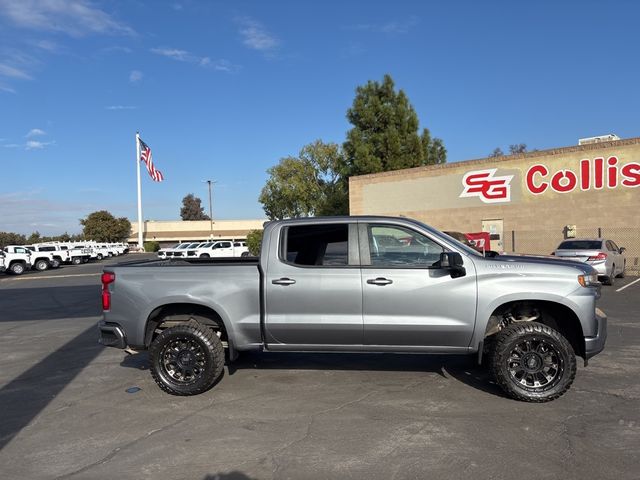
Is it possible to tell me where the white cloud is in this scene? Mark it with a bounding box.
[26,128,46,137]
[105,105,137,110]
[348,16,420,34]
[0,83,16,93]
[129,69,142,83]
[0,0,134,37]
[2,143,20,148]
[151,47,193,62]
[151,47,239,72]
[25,140,55,150]
[0,62,32,79]
[237,17,280,52]
[32,39,59,52]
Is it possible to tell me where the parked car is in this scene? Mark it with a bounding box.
[2,246,32,275]
[99,216,606,403]
[553,238,626,285]
[159,242,193,259]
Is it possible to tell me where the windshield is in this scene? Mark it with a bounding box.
[411,220,483,257]
[558,240,602,250]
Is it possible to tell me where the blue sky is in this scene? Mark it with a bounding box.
[1,0,639,235]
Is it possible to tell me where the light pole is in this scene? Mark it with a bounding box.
[203,180,216,235]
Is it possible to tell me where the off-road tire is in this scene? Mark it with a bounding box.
[9,262,25,275]
[34,259,49,271]
[490,321,576,402]
[149,322,224,396]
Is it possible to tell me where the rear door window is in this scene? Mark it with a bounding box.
[283,224,351,267]
[557,240,602,250]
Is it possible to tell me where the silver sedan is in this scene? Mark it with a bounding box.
[553,238,626,285]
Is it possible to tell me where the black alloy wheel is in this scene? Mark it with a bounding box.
[491,321,576,402]
[149,322,224,396]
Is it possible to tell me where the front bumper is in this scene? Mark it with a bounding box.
[585,307,607,360]
[97,320,127,349]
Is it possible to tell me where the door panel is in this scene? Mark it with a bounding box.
[361,224,477,348]
[264,223,363,346]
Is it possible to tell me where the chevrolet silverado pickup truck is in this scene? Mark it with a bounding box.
[99,216,607,402]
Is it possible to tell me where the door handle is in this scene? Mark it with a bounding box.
[367,277,393,286]
[272,277,296,286]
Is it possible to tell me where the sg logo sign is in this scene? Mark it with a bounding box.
[460,169,514,203]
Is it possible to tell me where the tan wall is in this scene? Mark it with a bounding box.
[129,219,266,243]
[350,137,640,269]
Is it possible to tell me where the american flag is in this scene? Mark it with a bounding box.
[138,138,164,182]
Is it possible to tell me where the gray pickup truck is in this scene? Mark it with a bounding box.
[99,216,607,402]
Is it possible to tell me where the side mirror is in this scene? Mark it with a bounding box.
[620,247,626,253]
[484,250,499,258]
[439,252,466,278]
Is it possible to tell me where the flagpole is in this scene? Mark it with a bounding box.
[136,131,144,250]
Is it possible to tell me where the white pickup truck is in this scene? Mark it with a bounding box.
[20,245,61,271]
[190,240,249,258]
[2,246,32,275]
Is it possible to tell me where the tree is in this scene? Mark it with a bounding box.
[342,74,446,177]
[80,210,131,242]
[259,140,348,219]
[27,231,41,244]
[0,232,26,247]
[246,229,263,256]
[489,148,504,157]
[509,143,527,154]
[180,194,210,221]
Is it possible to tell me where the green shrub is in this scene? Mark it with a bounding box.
[246,229,263,256]
[143,241,160,252]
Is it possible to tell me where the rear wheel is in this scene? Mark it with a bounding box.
[51,259,61,268]
[71,257,82,265]
[9,262,25,275]
[149,322,225,396]
[199,253,210,258]
[490,321,576,402]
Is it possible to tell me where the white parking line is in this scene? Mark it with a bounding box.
[616,277,640,292]
[8,273,101,281]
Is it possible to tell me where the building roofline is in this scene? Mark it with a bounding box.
[349,136,640,182]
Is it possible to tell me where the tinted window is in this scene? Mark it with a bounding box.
[368,225,444,267]
[40,246,56,251]
[557,240,602,250]
[284,224,349,266]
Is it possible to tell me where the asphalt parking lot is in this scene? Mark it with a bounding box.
[0,258,639,480]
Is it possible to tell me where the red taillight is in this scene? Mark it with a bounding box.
[101,272,115,310]
[588,252,607,261]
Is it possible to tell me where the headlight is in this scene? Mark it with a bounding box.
[578,273,599,287]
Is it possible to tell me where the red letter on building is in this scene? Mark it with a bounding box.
[526,164,549,194]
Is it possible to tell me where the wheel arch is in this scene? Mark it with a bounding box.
[482,299,585,361]
[144,302,237,360]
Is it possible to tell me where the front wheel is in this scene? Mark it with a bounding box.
[34,259,49,271]
[149,322,225,396]
[9,262,25,275]
[51,259,61,268]
[490,321,576,402]
[71,257,82,265]
[603,265,615,286]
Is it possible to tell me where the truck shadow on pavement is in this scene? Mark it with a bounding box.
[121,350,506,399]
[203,473,256,480]
[0,285,101,322]
[0,325,102,450]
